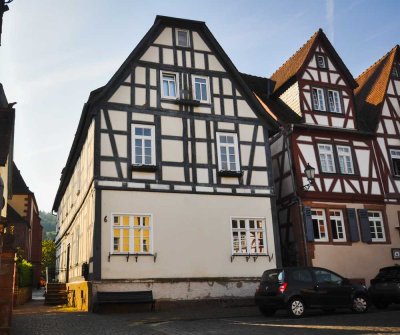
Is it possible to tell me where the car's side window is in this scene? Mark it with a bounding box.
[290,269,313,284]
[314,269,342,285]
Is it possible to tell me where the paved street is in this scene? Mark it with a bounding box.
[11,300,400,335]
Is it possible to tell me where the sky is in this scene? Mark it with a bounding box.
[1,0,399,212]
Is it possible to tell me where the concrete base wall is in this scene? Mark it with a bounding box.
[92,277,259,302]
[66,281,92,312]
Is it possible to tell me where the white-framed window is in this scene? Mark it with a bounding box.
[176,29,190,47]
[161,71,178,99]
[368,211,386,242]
[192,75,209,102]
[311,209,328,242]
[337,145,354,174]
[390,149,400,176]
[316,55,326,69]
[327,90,342,113]
[132,124,155,165]
[312,88,326,111]
[216,132,240,172]
[231,218,266,254]
[329,210,346,242]
[318,144,335,173]
[111,213,152,254]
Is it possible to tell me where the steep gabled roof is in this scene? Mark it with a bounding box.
[355,45,399,132]
[52,16,279,211]
[7,204,30,227]
[270,29,357,95]
[240,73,301,126]
[12,162,31,195]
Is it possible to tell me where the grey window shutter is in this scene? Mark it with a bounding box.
[303,206,314,242]
[346,208,360,242]
[357,209,372,243]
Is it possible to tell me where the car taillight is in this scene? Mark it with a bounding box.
[278,282,288,294]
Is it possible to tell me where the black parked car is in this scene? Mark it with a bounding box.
[369,265,400,309]
[255,267,369,317]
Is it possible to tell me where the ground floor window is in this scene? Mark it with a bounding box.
[368,211,386,242]
[231,218,266,254]
[311,209,328,242]
[111,214,152,253]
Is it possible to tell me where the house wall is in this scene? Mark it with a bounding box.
[99,189,276,299]
[0,158,10,218]
[56,120,95,283]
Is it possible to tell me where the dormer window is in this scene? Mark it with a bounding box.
[176,29,190,47]
[316,54,327,69]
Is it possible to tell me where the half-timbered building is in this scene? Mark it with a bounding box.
[355,45,400,265]
[244,29,397,284]
[52,16,280,309]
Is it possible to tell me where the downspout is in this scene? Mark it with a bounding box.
[283,125,309,266]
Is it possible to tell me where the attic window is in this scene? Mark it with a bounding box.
[392,67,399,77]
[316,55,327,69]
[176,29,190,47]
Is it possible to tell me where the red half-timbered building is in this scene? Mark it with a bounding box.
[355,45,400,265]
[243,29,398,283]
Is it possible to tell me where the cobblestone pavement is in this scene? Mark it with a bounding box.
[11,301,400,335]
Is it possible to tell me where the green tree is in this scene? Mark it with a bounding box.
[41,240,56,276]
[39,211,57,241]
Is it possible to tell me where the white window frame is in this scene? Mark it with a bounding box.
[216,132,241,172]
[176,29,190,47]
[161,71,179,99]
[329,209,346,242]
[337,145,354,174]
[316,55,326,69]
[327,89,342,113]
[312,87,326,111]
[230,217,267,255]
[311,209,329,242]
[368,211,386,242]
[111,213,153,254]
[390,149,400,176]
[132,124,156,166]
[192,75,210,103]
[318,144,336,173]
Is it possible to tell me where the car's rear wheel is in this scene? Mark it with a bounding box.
[288,297,305,318]
[259,307,277,317]
[351,295,368,313]
[373,301,389,309]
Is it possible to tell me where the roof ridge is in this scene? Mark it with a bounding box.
[270,29,321,79]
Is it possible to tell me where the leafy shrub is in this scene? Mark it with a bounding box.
[17,259,33,287]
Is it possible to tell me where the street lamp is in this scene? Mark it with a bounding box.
[303,163,315,191]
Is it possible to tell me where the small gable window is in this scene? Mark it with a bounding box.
[327,90,342,113]
[390,149,400,176]
[192,76,209,102]
[392,66,399,77]
[161,72,178,99]
[176,29,190,47]
[316,54,327,69]
[312,88,326,111]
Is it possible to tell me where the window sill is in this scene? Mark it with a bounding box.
[218,170,243,177]
[230,253,273,262]
[108,252,157,262]
[131,164,158,172]
[311,110,345,117]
